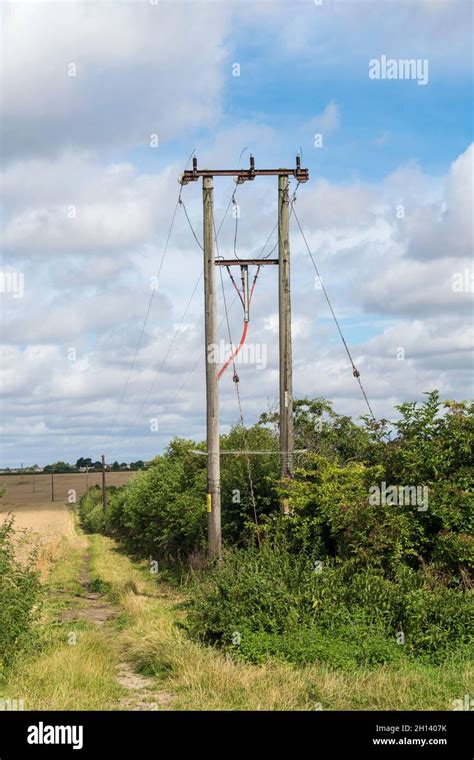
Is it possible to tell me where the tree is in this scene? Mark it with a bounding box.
[44,461,72,474]
[76,457,93,469]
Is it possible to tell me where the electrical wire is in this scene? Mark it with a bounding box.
[103,149,197,445]
[291,202,377,422]
[218,268,260,380]
[103,196,180,445]
[213,206,262,546]
[117,270,203,443]
[117,182,238,442]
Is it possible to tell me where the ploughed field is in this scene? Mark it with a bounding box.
[0,471,135,545]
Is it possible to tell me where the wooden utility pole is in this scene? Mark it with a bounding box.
[180,156,308,550]
[101,454,107,513]
[32,472,35,493]
[203,176,221,560]
[278,175,294,512]
[51,472,54,502]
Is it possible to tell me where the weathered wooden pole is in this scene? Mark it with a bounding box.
[101,454,107,513]
[278,174,294,513]
[203,176,221,559]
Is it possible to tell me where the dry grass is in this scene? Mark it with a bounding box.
[0,471,133,575]
[91,536,472,711]
[0,499,85,580]
[4,630,123,711]
[3,529,471,712]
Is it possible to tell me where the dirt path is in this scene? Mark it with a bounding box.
[2,490,175,711]
[52,538,174,710]
[116,663,174,710]
[59,548,117,627]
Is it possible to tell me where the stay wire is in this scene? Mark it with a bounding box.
[291,202,377,422]
[118,270,203,443]
[103,148,197,446]
[103,194,181,445]
[119,183,238,441]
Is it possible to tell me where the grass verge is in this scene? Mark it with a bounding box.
[90,536,472,711]
[2,529,471,711]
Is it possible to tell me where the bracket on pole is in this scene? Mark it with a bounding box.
[214,258,278,266]
[179,155,309,185]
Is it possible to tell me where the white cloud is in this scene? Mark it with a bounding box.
[255,0,472,71]
[1,1,231,160]
[403,144,473,261]
[1,152,180,255]
[2,143,472,465]
[307,102,341,135]
[0,1,471,466]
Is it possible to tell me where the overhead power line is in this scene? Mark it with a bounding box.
[103,149,197,444]
[116,182,237,444]
[291,202,377,422]
[103,196,181,445]
[117,269,203,443]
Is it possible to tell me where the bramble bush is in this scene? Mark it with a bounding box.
[185,538,473,666]
[79,429,281,561]
[80,392,473,668]
[186,392,473,666]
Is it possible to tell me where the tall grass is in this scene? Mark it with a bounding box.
[3,531,471,711]
[0,518,41,679]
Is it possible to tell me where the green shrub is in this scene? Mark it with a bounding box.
[186,538,473,666]
[77,392,473,671]
[0,519,41,678]
[400,585,474,659]
[279,455,424,573]
[432,531,474,581]
[105,440,208,561]
[220,424,280,543]
[78,487,106,534]
[236,623,406,668]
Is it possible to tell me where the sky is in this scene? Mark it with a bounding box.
[0,0,473,467]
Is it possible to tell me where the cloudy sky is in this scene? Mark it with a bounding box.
[0,0,472,467]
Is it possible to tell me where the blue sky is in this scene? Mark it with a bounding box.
[0,0,472,467]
